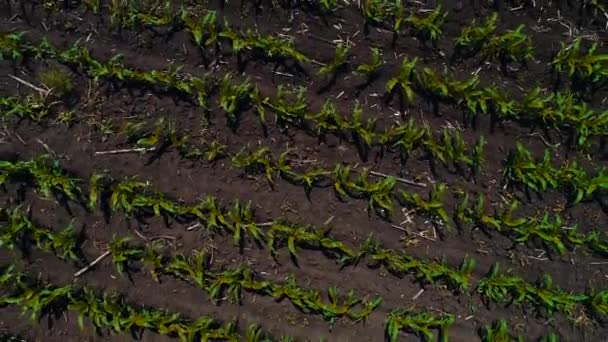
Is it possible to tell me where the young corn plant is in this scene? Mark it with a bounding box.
[0,95,49,122]
[431,129,486,179]
[266,86,309,128]
[477,263,589,317]
[503,142,558,195]
[180,9,220,49]
[551,38,608,93]
[398,183,450,229]
[360,0,396,27]
[0,207,81,263]
[219,74,252,130]
[414,67,451,116]
[89,174,181,219]
[385,309,455,342]
[404,6,448,48]
[386,57,418,113]
[318,42,350,82]
[382,119,430,165]
[305,100,344,141]
[241,29,310,68]
[347,102,377,161]
[120,117,187,156]
[354,47,382,83]
[482,25,534,72]
[480,319,523,342]
[453,13,498,61]
[0,155,81,203]
[0,266,244,340]
[333,165,396,219]
[232,147,275,186]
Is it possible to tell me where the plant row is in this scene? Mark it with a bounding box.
[0,265,279,341]
[2,144,607,260]
[504,142,607,204]
[3,32,606,156]
[481,319,559,342]
[386,56,607,148]
[2,155,608,322]
[0,207,382,328]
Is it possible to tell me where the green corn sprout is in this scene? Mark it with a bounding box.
[306,100,344,139]
[481,25,534,70]
[267,86,309,127]
[0,155,81,202]
[404,6,448,47]
[504,142,607,203]
[220,74,252,129]
[477,264,589,317]
[386,57,418,109]
[480,319,523,342]
[385,309,455,342]
[354,47,382,80]
[318,42,350,78]
[347,102,377,160]
[0,266,245,339]
[552,38,608,91]
[109,236,144,274]
[454,13,498,60]
[0,95,49,122]
[319,0,339,13]
[399,183,450,226]
[232,147,275,185]
[383,119,430,164]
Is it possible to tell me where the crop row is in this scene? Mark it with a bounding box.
[0,207,382,328]
[481,319,558,342]
[0,264,279,341]
[1,155,608,321]
[2,120,606,260]
[0,39,605,206]
[2,28,606,151]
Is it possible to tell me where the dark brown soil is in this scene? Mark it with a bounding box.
[0,1,607,341]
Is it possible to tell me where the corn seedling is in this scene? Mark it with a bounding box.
[0,266,247,340]
[180,9,220,49]
[382,119,430,164]
[0,207,81,263]
[266,86,309,127]
[504,142,607,203]
[232,147,275,185]
[354,47,382,80]
[386,57,418,111]
[240,29,310,66]
[318,43,350,78]
[220,74,252,129]
[398,183,450,227]
[306,100,344,140]
[453,13,498,61]
[0,155,81,203]
[404,6,448,47]
[477,263,589,317]
[480,319,523,342]
[385,309,455,342]
[552,38,608,93]
[347,102,377,160]
[360,0,397,26]
[481,25,534,71]
[0,95,49,122]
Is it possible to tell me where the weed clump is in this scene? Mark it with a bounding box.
[39,65,74,98]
